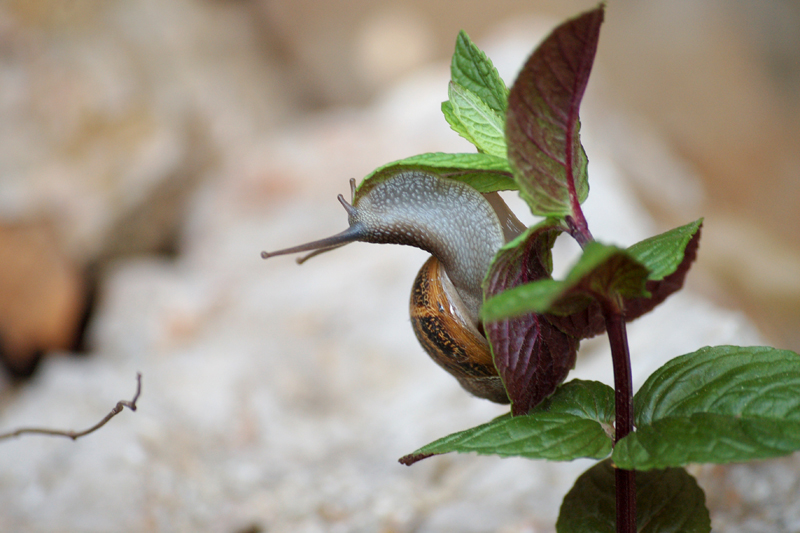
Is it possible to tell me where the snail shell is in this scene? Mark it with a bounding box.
[410,256,508,403]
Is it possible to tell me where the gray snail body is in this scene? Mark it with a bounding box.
[263,170,524,403]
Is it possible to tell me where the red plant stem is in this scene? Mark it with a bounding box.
[602,300,636,533]
[565,212,593,248]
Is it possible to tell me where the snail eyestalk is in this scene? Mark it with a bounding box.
[337,194,358,218]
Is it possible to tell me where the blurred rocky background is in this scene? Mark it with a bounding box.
[0,0,798,531]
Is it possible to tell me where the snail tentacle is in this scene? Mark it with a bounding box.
[261,222,367,259]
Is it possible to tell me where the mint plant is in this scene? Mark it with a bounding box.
[263,5,800,532]
[357,6,800,532]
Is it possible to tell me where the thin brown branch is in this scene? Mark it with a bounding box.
[0,372,142,441]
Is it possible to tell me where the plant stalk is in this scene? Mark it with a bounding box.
[603,300,636,533]
[565,213,593,248]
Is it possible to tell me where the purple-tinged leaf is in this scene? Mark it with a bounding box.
[506,5,603,219]
[544,301,605,340]
[628,219,703,281]
[557,242,650,304]
[547,222,703,338]
[482,243,650,323]
[486,311,579,416]
[624,222,702,321]
[483,220,579,415]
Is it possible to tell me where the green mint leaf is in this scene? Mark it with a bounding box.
[506,6,603,217]
[399,380,614,465]
[441,30,509,150]
[481,242,649,322]
[357,152,516,196]
[482,277,567,322]
[450,30,508,114]
[448,82,507,158]
[441,100,478,147]
[634,345,800,425]
[627,219,703,281]
[542,379,615,423]
[483,220,578,415]
[557,460,710,533]
[613,414,800,470]
[612,345,800,470]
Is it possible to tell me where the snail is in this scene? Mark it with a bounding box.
[262,170,525,403]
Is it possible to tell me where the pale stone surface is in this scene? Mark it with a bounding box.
[0,12,795,533]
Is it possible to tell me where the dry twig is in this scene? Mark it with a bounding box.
[0,372,142,441]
